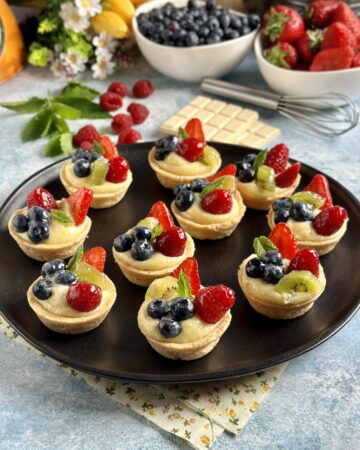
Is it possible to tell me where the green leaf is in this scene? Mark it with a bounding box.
[49,115,70,135]
[60,82,99,101]
[52,102,82,120]
[21,108,54,142]
[92,141,105,155]
[0,97,46,114]
[60,132,75,156]
[253,236,278,258]
[28,43,48,67]
[199,177,224,198]
[67,244,84,270]
[252,149,268,172]
[150,225,163,243]
[51,210,74,225]
[178,127,188,140]
[176,270,192,298]
[54,97,110,119]
[44,133,63,157]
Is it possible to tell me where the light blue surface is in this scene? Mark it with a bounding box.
[0,55,359,450]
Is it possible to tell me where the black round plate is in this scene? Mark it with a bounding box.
[1,143,359,383]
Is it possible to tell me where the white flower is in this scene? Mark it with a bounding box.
[93,31,117,55]
[60,2,90,33]
[60,50,88,74]
[50,58,67,78]
[91,52,116,79]
[75,0,102,17]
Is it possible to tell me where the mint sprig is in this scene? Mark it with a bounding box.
[51,210,74,225]
[200,177,224,198]
[176,270,192,298]
[252,149,268,172]
[150,225,163,243]
[178,127,188,141]
[66,244,84,270]
[253,236,278,258]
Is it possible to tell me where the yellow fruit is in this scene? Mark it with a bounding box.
[106,0,135,25]
[132,0,150,6]
[92,11,129,39]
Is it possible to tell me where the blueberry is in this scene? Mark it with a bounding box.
[147,298,170,319]
[187,0,196,9]
[72,149,99,163]
[242,25,252,35]
[263,264,283,284]
[170,297,195,321]
[206,32,221,44]
[131,240,154,261]
[41,259,66,277]
[175,190,195,211]
[54,270,78,286]
[27,206,51,224]
[133,226,152,241]
[245,257,265,278]
[238,167,256,183]
[235,159,250,174]
[206,0,217,12]
[173,183,189,196]
[168,20,180,32]
[113,233,135,252]
[230,14,242,29]
[290,202,313,221]
[12,214,29,233]
[243,153,257,165]
[156,136,179,153]
[158,316,182,338]
[261,251,282,266]
[155,147,171,161]
[241,16,249,27]
[207,16,220,30]
[272,197,293,212]
[219,12,231,29]
[160,29,174,44]
[73,158,91,177]
[189,178,209,193]
[184,31,199,46]
[224,29,240,40]
[28,222,50,243]
[32,278,53,300]
[198,26,210,37]
[248,14,260,30]
[274,209,290,224]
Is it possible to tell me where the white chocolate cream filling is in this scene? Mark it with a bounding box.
[238,179,284,198]
[286,214,348,242]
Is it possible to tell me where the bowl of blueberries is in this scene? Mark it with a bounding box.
[133,0,260,82]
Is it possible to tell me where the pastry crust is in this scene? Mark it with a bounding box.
[8,207,91,262]
[148,147,221,190]
[237,174,301,210]
[27,275,117,334]
[112,233,195,287]
[171,191,246,240]
[267,209,348,256]
[60,162,133,209]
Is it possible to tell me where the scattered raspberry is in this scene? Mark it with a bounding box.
[269,223,299,260]
[310,47,354,71]
[321,22,357,50]
[67,281,102,312]
[127,103,149,124]
[200,189,233,215]
[106,156,129,183]
[132,79,154,98]
[184,118,205,141]
[81,246,106,272]
[265,143,289,174]
[147,201,175,231]
[194,285,235,324]
[312,206,348,236]
[79,141,93,152]
[27,187,58,211]
[99,92,123,112]
[288,248,320,277]
[99,136,118,160]
[67,188,93,226]
[111,113,133,133]
[108,81,127,97]
[303,174,333,209]
[155,226,187,257]
[176,138,205,162]
[208,164,237,182]
[171,257,201,295]
[275,162,301,188]
[118,128,142,144]
[73,125,101,148]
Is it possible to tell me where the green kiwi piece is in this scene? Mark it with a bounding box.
[136,217,158,230]
[256,165,276,192]
[221,175,236,192]
[275,270,322,294]
[201,146,220,166]
[75,262,107,290]
[145,276,178,303]
[291,191,325,208]
[89,159,108,186]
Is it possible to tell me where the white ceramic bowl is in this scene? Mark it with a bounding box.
[132,0,258,82]
[254,34,360,99]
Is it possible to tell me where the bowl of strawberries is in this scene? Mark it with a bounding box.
[254,2,360,99]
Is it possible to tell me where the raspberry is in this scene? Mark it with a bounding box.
[194,285,235,324]
[108,81,127,97]
[155,226,187,257]
[201,189,233,215]
[111,113,133,133]
[275,162,301,188]
[99,92,123,111]
[288,248,320,277]
[176,138,205,162]
[118,128,142,145]
[132,79,154,98]
[127,102,149,124]
[67,282,102,312]
[106,156,129,183]
[312,206,348,236]
[27,187,58,212]
[81,246,106,272]
[269,223,299,260]
[99,136,118,160]
[265,143,289,174]
[147,201,174,231]
[73,125,101,148]
[79,141,93,152]
[67,188,93,226]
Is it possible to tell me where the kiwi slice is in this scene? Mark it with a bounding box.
[89,159,108,186]
[75,262,106,290]
[256,165,276,192]
[136,217,158,230]
[291,191,325,209]
[201,146,220,166]
[274,270,322,294]
[145,276,178,303]
[221,175,236,192]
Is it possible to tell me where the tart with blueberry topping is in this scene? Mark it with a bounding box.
[60,136,132,209]
[112,201,195,287]
[148,118,222,189]
[238,223,326,319]
[236,143,301,210]
[27,246,117,334]
[267,174,348,255]
[137,257,235,360]
[171,164,246,240]
[8,187,92,261]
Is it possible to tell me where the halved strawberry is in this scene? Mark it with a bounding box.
[184,118,205,141]
[67,188,93,226]
[265,143,289,174]
[303,174,333,209]
[288,248,320,277]
[100,136,118,160]
[27,187,58,211]
[81,246,106,272]
[208,164,237,182]
[171,257,201,295]
[275,162,301,188]
[269,223,299,260]
[147,201,174,231]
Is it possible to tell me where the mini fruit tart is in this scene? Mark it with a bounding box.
[60,136,133,209]
[27,246,116,334]
[171,164,246,240]
[267,174,348,256]
[112,201,195,287]
[137,257,235,360]
[148,118,222,189]
[238,223,326,319]
[236,143,301,210]
[8,187,93,261]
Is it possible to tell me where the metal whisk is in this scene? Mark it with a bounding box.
[201,78,359,138]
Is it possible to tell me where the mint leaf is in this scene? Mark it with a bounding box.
[150,225,163,243]
[60,132,75,156]
[92,141,105,155]
[60,82,99,101]
[66,244,84,270]
[49,115,69,135]
[51,210,74,225]
[252,149,268,173]
[52,101,82,120]
[0,97,46,113]
[54,97,111,119]
[21,108,54,142]
[176,270,192,298]
[253,236,278,258]
[178,127,188,140]
[44,133,63,157]
[200,177,224,198]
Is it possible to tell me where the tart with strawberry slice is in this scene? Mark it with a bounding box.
[60,135,133,209]
[8,187,93,261]
[27,245,117,334]
[148,118,222,189]
[236,143,301,210]
[137,257,235,360]
[171,164,246,240]
[112,201,195,287]
[267,174,348,255]
[238,223,326,319]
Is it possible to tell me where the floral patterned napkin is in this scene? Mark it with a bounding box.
[0,316,286,449]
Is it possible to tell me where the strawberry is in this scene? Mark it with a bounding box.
[111,113,133,133]
[99,136,118,160]
[303,174,333,209]
[106,156,129,183]
[208,164,237,182]
[201,189,233,215]
[265,143,289,174]
[262,6,305,43]
[305,1,339,29]
[79,141,93,152]
[269,223,299,260]
[127,103,149,125]
[275,162,301,188]
[312,205,348,236]
[295,30,323,63]
[155,226,187,257]
[333,3,360,46]
[321,22,357,50]
[353,52,360,67]
[264,42,298,69]
[147,201,174,231]
[67,188,93,226]
[171,257,201,295]
[194,285,235,324]
[81,246,106,272]
[73,125,101,148]
[27,187,58,211]
[310,47,354,71]
[184,118,205,141]
[67,282,102,312]
[176,138,205,162]
[288,248,320,277]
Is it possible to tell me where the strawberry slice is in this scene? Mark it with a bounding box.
[184,118,205,141]
[275,162,301,188]
[147,201,174,231]
[265,143,289,174]
[67,188,93,226]
[288,248,320,277]
[171,257,201,295]
[312,205,348,236]
[99,136,118,160]
[269,223,299,260]
[81,246,106,272]
[27,187,58,211]
[208,164,237,182]
[303,174,333,210]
